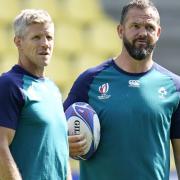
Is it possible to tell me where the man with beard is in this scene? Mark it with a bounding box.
[64,0,180,179]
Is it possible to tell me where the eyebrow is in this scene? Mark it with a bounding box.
[130,20,156,25]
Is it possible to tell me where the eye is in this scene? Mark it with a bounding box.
[132,24,140,29]
[146,25,155,32]
[46,35,53,41]
[32,35,40,40]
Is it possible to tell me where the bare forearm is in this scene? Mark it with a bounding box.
[174,156,180,179]
[0,148,22,180]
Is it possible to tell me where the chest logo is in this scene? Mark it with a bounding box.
[158,87,167,99]
[98,83,111,100]
[128,80,140,88]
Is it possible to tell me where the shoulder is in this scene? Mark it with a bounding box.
[153,63,180,91]
[0,68,24,98]
[0,71,17,88]
[64,59,113,108]
[0,70,25,129]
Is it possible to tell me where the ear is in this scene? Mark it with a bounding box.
[117,24,123,39]
[156,26,161,40]
[14,36,22,48]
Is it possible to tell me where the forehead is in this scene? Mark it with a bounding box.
[24,23,54,36]
[125,7,159,25]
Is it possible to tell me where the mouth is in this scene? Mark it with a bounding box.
[38,52,49,56]
[135,39,148,47]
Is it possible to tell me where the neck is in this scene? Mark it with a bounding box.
[18,58,44,78]
[114,49,154,73]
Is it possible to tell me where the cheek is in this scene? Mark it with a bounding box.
[24,46,37,56]
[124,32,134,43]
[147,31,158,42]
[150,34,159,43]
[50,42,54,48]
[125,29,137,38]
[22,42,31,50]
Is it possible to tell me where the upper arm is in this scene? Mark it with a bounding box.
[170,95,180,138]
[63,63,107,110]
[63,71,92,111]
[0,76,24,129]
[171,101,180,173]
[0,126,15,148]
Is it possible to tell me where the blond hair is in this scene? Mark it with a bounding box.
[13,9,54,36]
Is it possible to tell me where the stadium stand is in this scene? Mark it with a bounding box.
[55,24,84,56]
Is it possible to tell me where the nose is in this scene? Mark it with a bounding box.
[40,37,49,47]
[138,27,147,37]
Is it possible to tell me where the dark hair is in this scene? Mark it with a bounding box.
[120,0,160,25]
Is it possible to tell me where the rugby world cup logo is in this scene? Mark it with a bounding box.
[99,83,109,94]
[98,83,111,100]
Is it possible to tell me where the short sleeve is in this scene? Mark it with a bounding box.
[170,100,180,139]
[63,72,90,111]
[0,76,24,129]
[63,60,112,111]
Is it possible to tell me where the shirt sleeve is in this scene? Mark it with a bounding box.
[63,60,110,111]
[0,76,24,129]
[169,73,180,139]
[63,72,90,111]
[171,100,180,139]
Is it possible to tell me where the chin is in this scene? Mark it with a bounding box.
[44,61,50,66]
[42,58,51,66]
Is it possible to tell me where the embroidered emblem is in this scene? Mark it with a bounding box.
[128,80,140,88]
[158,87,167,99]
[98,83,111,100]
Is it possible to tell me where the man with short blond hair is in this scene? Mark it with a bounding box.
[0,9,71,180]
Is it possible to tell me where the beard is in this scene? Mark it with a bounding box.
[123,35,155,61]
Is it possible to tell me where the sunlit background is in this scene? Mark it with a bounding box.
[0,0,179,179]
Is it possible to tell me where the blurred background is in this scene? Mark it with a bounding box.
[0,0,179,179]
